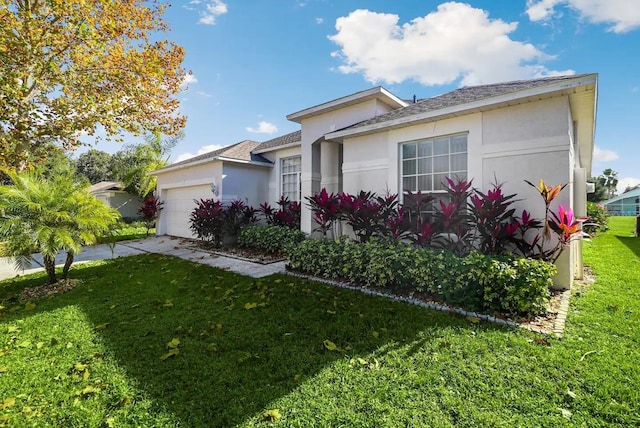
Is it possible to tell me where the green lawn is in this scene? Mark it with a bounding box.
[0,218,638,427]
[96,221,154,244]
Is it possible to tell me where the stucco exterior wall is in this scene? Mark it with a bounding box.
[339,96,577,288]
[155,161,223,237]
[221,163,270,207]
[110,192,143,219]
[260,146,302,205]
[300,99,393,234]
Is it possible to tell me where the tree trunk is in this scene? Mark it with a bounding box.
[43,254,57,284]
[62,252,74,279]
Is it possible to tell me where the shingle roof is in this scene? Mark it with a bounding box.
[166,140,269,169]
[89,181,122,193]
[342,74,592,131]
[253,130,301,152]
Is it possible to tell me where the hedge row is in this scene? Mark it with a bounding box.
[238,225,306,254]
[286,237,555,317]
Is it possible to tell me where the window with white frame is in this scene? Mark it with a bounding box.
[400,133,468,211]
[281,156,301,202]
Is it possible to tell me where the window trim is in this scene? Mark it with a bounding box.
[280,155,302,202]
[398,132,468,210]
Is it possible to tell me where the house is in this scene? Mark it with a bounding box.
[151,73,598,289]
[89,181,143,220]
[602,188,640,216]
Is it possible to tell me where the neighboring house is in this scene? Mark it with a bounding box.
[151,73,598,289]
[89,181,144,219]
[603,188,640,216]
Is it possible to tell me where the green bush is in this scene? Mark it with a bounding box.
[238,225,306,254]
[585,201,609,234]
[287,238,555,317]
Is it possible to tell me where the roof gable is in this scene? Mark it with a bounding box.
[286,86,408,123]
[89,181,123,193]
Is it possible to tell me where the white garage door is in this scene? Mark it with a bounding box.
[163,185,213,238]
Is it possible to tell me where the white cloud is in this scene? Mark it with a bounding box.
[328,3,572,87]
[315,17,324,24]
[181,73,198,88]
[197,91,212,97]
[526,0,640,33]
[246,121,278,134]
[592,145,619,162]
[173,144,225,163]
[617,177,640,194]
[196,0,228,25]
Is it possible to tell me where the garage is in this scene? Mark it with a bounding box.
[162,184,212,238]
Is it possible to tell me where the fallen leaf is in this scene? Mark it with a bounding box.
[6,326,19,333]
[166,338,180,349]
[559,408,572,419]
[244,302,257,310]
[294,374,302,381]
[160,348,179,360]
[466,316,480,323]
[119,396,131,407]
[24,302,36,311]
[0,367,7,373]
[74,362,88,371]
[1,397,15,410]
[323,340,342,352]
[95,323,109,331]
[372,331,379,338]
[83,370,90,381]
[81,386,98,396]
[36,342,44,349]
[17,341,31,348]
[262,409,282,421]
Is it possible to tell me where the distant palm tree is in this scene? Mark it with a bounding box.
[599,168,619,199]
[0,171,120,283]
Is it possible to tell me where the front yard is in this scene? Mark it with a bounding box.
[0,218,638,426]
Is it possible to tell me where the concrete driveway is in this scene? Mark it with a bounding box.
[0,236,286,281]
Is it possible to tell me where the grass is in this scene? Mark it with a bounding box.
[96,221,154,244]
[0,217,638,426]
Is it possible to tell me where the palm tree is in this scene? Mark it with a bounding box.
[600,168,619,199]
[0,171,120,283]
[120,131,182,197]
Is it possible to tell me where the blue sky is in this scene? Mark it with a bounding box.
[87,0,640,193]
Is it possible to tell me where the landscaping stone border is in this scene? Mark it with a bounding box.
[284,270,572,338]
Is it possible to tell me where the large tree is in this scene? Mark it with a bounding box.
[0,0,186,171]
[76,149,113,184]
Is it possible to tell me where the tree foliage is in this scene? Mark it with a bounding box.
[0,0,187,171]
[0,170,120,283]
[76,149,113,184]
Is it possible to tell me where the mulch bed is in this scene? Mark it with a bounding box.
[18,279,83,302]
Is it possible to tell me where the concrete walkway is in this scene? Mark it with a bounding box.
[0,236,287,281]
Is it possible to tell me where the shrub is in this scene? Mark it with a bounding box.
[190,199,225,246]
[259,196,301,229]
[138,196,164,236]
[287,238,554,317]
[238,225,306,254]
[585,201,609,234]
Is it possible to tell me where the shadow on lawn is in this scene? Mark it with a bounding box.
[615,235,640,258]
[4,254,502,426]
